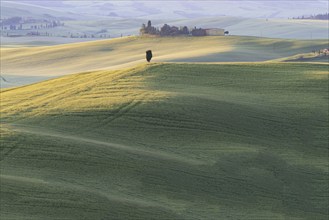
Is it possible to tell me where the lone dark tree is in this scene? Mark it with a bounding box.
[146,50,152,62]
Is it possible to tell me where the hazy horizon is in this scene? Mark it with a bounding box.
[3,0,328,19]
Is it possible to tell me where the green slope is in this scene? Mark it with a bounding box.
[1,63,328,219]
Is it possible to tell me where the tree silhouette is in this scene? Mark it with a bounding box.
[146,50,152,62]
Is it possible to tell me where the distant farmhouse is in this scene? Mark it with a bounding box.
[140,20,227,37]
[205,28,225,36]
[191,27,225,36]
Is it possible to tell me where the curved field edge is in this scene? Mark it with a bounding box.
[1,63,328,219]
[1,36,327,77]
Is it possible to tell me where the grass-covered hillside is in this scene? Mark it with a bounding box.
[1,63,328,219]
[1,36,327,78]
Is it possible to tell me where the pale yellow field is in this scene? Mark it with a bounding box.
[1,36,229,76]
[1,64,171,120]
[1,36,327,78]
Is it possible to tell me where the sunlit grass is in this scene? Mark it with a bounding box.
[1,36,327,78]
[1,63,172,120]
[1,62,328,219]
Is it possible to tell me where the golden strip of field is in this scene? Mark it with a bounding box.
[1,36,327,77]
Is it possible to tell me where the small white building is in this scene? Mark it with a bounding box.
[205,28,225,36]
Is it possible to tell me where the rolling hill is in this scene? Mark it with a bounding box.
[1,62,328,219]
[1,36,327,79]
[1,0,90,20]
[7,0,329,19]
[1,17,328,46]
[2,0,328,43]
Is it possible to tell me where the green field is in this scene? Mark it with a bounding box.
[1,62,328,219]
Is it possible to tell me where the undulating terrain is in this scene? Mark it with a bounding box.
[1,17,327,44]
[1,63,328,219]
[1,1,328,219]
[4,0,327,19]
[1,36,327,88]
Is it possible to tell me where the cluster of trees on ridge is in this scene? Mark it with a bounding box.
[292,13,329,20]
[140,20,228,37]
[140,20,189,36]
[1,16,116,38]
[1,16,64,30]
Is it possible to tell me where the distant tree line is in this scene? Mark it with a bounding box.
[292,13,329,20]
[0,16,64,30]
[140,20,228,37]
[140,20,190,36]
[1,17,23,25]
[1,16,127,39]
